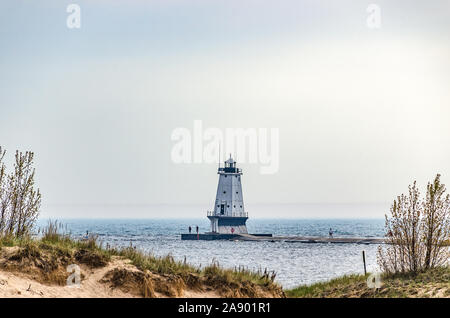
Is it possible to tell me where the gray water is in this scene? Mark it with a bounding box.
[37,218,385,289]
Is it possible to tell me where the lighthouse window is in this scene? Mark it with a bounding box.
[223,191,226,194]
[236,192,238,194]
[233,205,236,208]
[227,205,230,208]
[240,205,242,208]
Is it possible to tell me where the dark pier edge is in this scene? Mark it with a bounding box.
[181,233,273,240]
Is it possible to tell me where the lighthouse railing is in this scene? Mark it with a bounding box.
[207,211,248,217]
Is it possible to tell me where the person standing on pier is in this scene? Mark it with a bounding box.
[188,226,191,234]
[329,228,333,238]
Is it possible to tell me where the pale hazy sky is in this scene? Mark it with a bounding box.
[0,1,449,218]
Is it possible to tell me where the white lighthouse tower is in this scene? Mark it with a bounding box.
[207,155,248,234]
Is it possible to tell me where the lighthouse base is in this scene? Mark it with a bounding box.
[207,216,248,234]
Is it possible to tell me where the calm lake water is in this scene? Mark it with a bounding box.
[36,218,385,289]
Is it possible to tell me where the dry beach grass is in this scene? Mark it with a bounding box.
[286,266,450,298]
[0,232,284,298]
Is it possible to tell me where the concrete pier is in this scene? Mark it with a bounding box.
[244,235,385,244]
[181,233,384,244]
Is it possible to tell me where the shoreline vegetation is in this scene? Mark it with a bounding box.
[0,229,448,298]
[1,146,449,298]
[287,267,450,298]
[287,174,449,298]
[0,222,284,298]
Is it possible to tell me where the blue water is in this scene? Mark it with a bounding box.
[36,218,385,289]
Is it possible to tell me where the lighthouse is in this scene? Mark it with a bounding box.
[207,156,248,234]
[181,156,272,240]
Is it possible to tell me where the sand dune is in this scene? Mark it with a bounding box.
[0,255,221,298]
[1,245,280,298]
